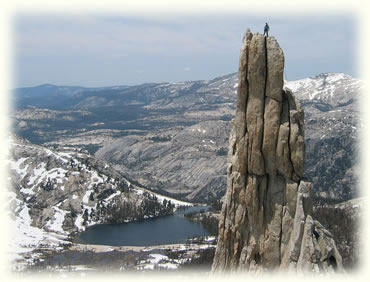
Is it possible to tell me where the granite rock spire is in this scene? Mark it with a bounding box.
[212,29,342,273]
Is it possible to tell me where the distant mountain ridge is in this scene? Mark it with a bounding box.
[12,72,361,116]
[11,72,362,204]
[12,83,130,109]
[14,83,131,97]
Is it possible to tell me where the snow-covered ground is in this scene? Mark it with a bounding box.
[150,191,193,208]
[131,186,193,208]
[7,135,197,271]
[136,254,179,270]
[7,199,70,271]
[134,237,216,271]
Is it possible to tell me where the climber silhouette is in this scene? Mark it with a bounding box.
[264,23,270,37]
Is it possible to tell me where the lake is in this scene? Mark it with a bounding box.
[73,205,210,246]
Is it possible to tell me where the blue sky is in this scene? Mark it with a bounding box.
[13,13,357,87]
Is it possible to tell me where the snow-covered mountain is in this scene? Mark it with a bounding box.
[286,73,362,202]
[286,73,361,106]
[7,134,189,269]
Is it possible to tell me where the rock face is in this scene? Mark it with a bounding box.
[212,30,342,272]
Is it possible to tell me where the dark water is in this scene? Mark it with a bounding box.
[73,205,210,246]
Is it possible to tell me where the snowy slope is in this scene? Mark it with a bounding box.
[7,134,190,269]
[285,73,362,108]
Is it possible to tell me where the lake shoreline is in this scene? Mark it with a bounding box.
[21,236,217,273]
[69,242,193,253]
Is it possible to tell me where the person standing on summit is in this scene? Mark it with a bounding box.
[264,22,270,37]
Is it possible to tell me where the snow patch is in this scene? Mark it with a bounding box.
[9,157,29,178]
[83,190,93,204]
[137,254,179,270]
[154,193,192,207]
[20,187,35,195]
[45,149,69,163]
[75,214,84,231]
[133,188,144,195]
[149,253,167,264]
[105,190,121,202]
[27,163,46,186]
[58,152,72,158]
[45,207,69,234]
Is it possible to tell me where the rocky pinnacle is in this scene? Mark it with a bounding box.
[211,29,343,272]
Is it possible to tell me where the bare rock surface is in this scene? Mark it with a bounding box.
[212,30,342,273]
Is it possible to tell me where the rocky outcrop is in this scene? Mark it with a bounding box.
[212,30,342,272]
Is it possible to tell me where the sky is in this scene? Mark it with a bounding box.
[13,13,357,88]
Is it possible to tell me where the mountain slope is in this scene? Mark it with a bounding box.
[96,73,362,203]
[96,120,229,200]
[11,72,362,203]
[7,134,187,268]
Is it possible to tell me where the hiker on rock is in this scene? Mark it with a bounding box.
[264,23,270,37]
